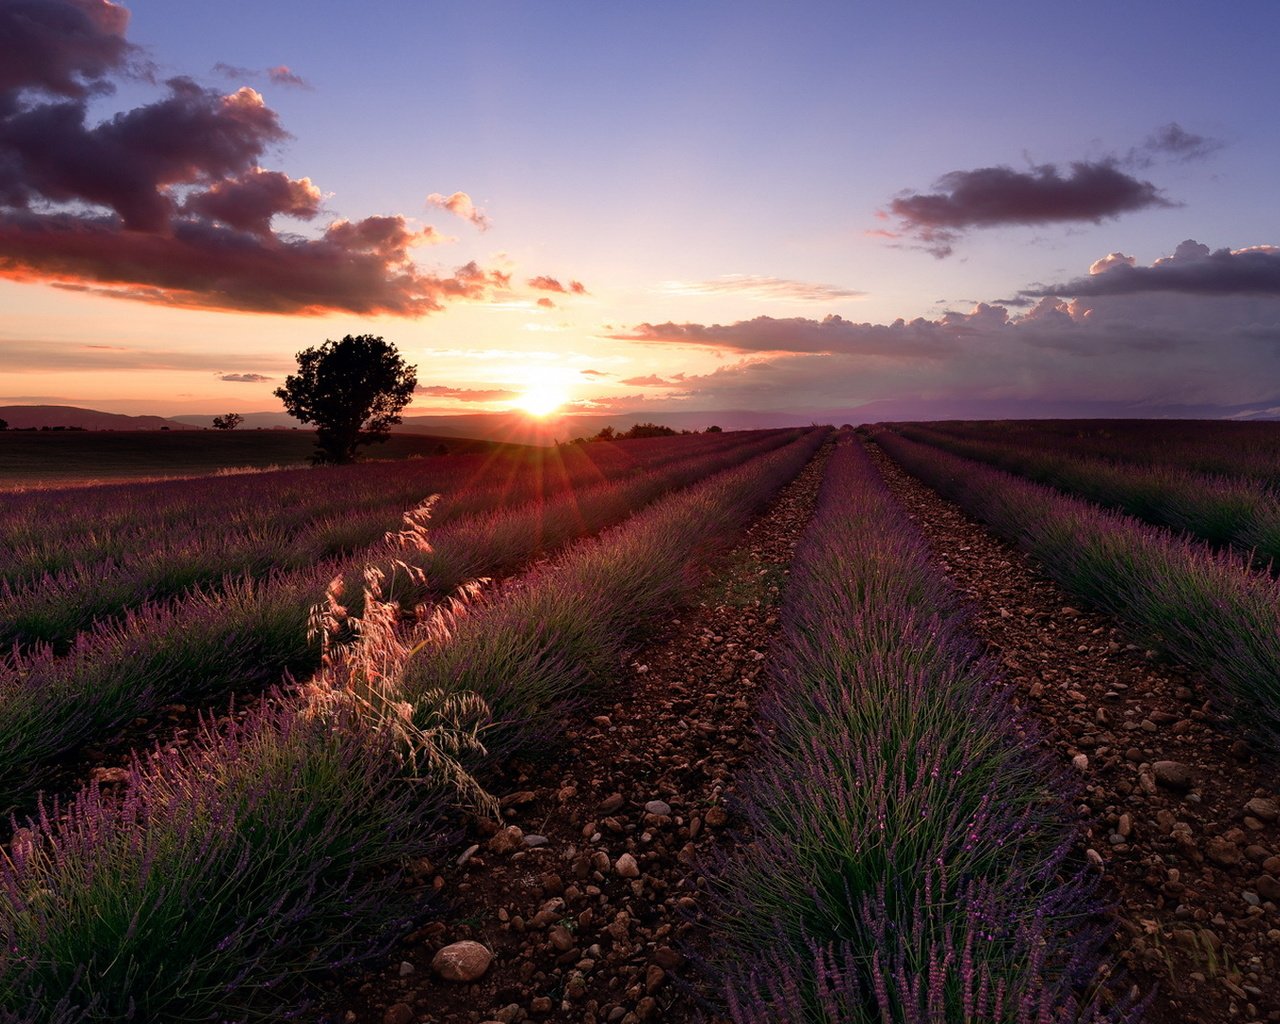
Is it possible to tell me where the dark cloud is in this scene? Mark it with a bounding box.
[528,275,587,294]
[0,76,286,230]
[218,372,272,382]
[884,160,1173,257]
[0,17,522,316]
[426,190,489,230]
[0,0,133,106]
[414,384,519,402]
[1024,240,1280,299]
[184,168,321,236]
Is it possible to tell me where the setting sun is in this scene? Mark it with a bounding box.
[512,368,572,417]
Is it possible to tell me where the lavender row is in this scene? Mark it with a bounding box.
[876,428,1280,760]
[0,430,802,815]
[703,437,1120,1023]
[400,428,830,760]
[0,429,753,585]
[0,430,784,649]
[919,418,1280,488]
[0,431,828,1021]
[896,423,1280,567]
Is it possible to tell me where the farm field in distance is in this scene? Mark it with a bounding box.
[1,420,1278,1024]
[0,429,514,488]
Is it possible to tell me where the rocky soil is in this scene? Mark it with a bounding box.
[869,443,1280,1024]
[311,448,829,1024]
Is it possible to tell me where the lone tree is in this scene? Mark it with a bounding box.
[274,334,417,464]
[211,412,244,430]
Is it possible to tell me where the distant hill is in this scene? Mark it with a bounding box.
[0,405,196,431]
[173,409,812,443]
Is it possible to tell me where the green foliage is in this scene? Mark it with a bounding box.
[274,335,417,464]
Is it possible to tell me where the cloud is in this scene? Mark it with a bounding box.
[1025,240,1280,298]
[414,384,519,402]
[660,274,864,302]
[213,63,312,90]
[883,160,1173,257]
[536,296,555,308]
[218,372,272,382]
[578,369,609,378]
[608,240,1280,415]
[0,0,134,105]
[0,340,285,372]
[0,32,519,316]
[611,312,976,357]
[619,373,687,387]
[528,275,587,295]
[426,191,489,230]
[267,65,308,88]
[184,169,321,235]
[1130,122,1223,167]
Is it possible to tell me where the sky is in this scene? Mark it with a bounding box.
[3,0,1280,423]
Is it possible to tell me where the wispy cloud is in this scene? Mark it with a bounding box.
[0,340,286,373]
[426,191,490,230]
[218,372,273,383]
[1128,122,1223,168]
[414,384,519,402]
[213,62,312,89]
[660,274,864,302]
[619,373,687,386]
[881,159,1173,257]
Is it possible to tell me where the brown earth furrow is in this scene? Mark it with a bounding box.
[313,446,829,1024]
[868,441,1280,1024]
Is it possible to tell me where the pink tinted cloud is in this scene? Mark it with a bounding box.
[662,275,863,301]
[185,169,321,236]
[0,17,523,316]
[426,191,490,230]
[528,275,587,295]
[885,160,1172,257]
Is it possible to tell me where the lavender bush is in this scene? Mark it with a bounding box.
[895,423,1280,568]
[876,427,1280,759]
[705,438,1125,1022]
[0,430,799,815]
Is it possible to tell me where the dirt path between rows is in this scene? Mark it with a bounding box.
[312,447,829,1024]
[868,441,1280,1024]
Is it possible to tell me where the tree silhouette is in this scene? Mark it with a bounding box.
[211,412,244,430]
[274,335,417,464]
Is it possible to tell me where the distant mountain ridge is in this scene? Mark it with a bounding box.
[0,405,196,431]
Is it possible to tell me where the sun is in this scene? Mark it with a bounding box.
[512,367,572,418]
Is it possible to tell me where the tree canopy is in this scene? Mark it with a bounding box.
[211,412,243,430]
[274,334,417,464]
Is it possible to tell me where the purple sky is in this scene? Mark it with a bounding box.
[3,0,1279,421]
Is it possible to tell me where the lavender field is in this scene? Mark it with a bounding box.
[1,422,1278,1023]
